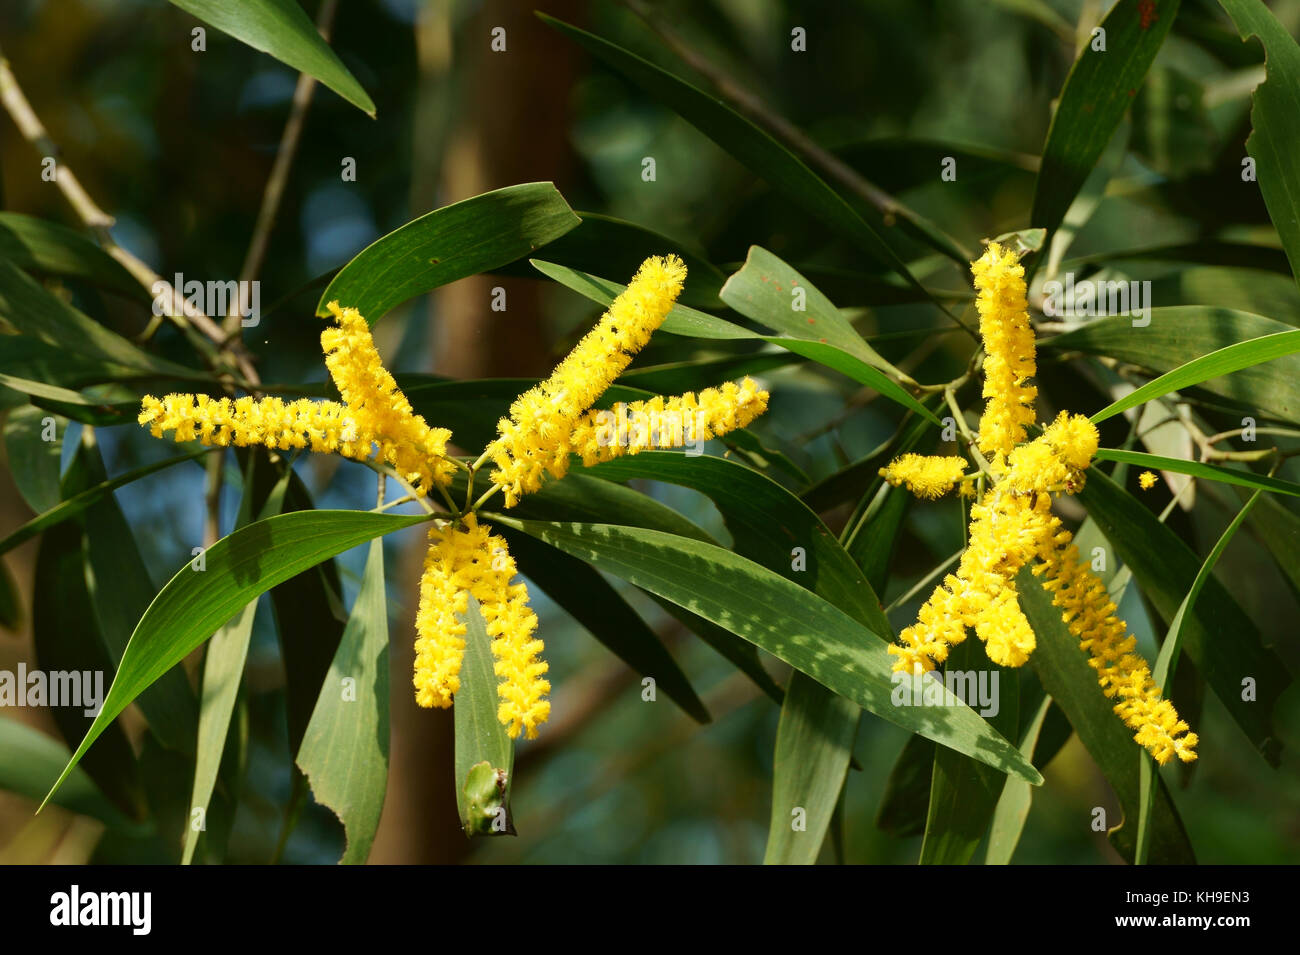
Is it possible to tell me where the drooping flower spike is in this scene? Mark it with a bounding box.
[138,256,773,742]
[879,241,1197,766]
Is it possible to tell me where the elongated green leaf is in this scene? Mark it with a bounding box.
[181,459,287,865]
[919,637,1019,865]
[40,510,430,808]
[454,595,514,837]
[75,438,198,755]
[985,695,1052,865]
[1079,468,1286,763]
[764,673,856,864]
[3,405,63,514]
[317,183,580,321]
[1019,570,1194,863]
[1219,0,1300,290]
[1031,0,1182,237]
[1091,328,1300,423]
[0,212,138,296]
[0,258,199,378]
[721,248,938,424]
[1097,448,1300,498]
[1045,308,1300,420]
[494,518,1040,784]
[875,736,935,837]
[1136,489,1261,864]
[1245,491,1300,603]
[497,211,727,308]
[299,538,391,862]
[538,14,930,295]
[0,450,206,559]
[0,718,139,828]
[167,0,375,115]
[530,259,754,340]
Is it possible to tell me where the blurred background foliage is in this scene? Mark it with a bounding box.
[0,0,1298,864]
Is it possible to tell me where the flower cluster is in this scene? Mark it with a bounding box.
[415,515,549,738]
[486,255,768,505]
[880,242,1197,765]
[137,256,772,743]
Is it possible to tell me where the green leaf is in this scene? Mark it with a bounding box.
[454,595,515,838]
[181,457,288,865]
[39,509,430,809]
[74,437,199,756]
[298,538,391,862]
[1019,570,1194,863]
[985,695,1052,865]
[166,0,375,116]
[3,405,63,514]
[720,247,940,425]
[1096,448,1300,498]
[919,636,1020,865]
[496,211,728,309]
[0,213,138,297]
[0,450,206,559]
[1078,468,1286,763]
[1245,492,1300,603]
[1044,308,1300,421]
[1031,0,1182,238]
[1090,328,1300,423]
[1135,489,1260,864]
[493,518,1041,784]
[1219,0,1300,290]
[764,673,857,864]
[316,183,581,321]
[0,719,139,829]
[0,258,199,379]
[537,14,932,296]
[530,259,754,341]
[874,736,935,837]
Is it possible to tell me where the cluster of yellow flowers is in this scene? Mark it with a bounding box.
[137,255,768,740]
[879,242,1197,765]
[484,255,767,505]
[414,514,549,738]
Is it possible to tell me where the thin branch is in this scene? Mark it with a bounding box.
[0,44,259,384]
[225,0,338,338]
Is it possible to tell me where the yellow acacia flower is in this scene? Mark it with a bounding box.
[488,254,688,505]
[321,301,455,493]
[138,303,454,496]
[972,242,1037,466]
[414,515,550,739]
[878,453,968,500]
[569,377,769,466]
[1139,470,1158,491]
[884,241,1196,765]
[1034,529,1198,765]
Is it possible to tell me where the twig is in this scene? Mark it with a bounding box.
[0,44,259,384]
[224,0,338,339]
[619,0,974,264]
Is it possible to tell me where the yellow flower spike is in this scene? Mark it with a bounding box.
[321,301,455,494]
[887,241,1197,766]
[413,516,550,739]
[569,377,770,466]
[138,393,359,455]
[879,453,969,500]
[488,254,688,505]
[1033,532,1198,764]
[972,241,1037,461]
[1139,470,1158,491]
